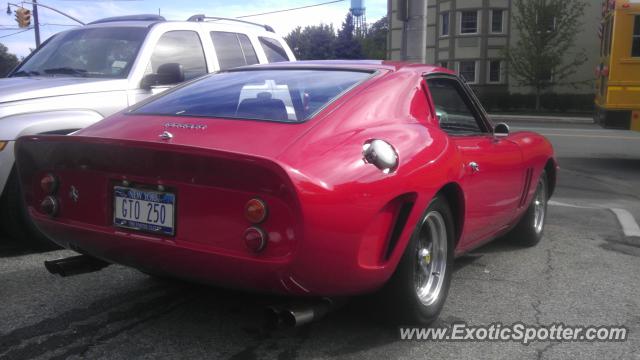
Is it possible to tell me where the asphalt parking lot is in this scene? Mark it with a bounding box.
[1,121,639,360]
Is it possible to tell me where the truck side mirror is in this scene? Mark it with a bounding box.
[141,63,185,89]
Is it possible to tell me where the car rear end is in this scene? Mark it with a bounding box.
[16,135,304,292]
[15,66,386,295]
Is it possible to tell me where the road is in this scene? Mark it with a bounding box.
[1,122,640,360]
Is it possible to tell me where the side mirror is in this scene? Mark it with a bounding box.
[141,63,185,89]
[493,122,510,137]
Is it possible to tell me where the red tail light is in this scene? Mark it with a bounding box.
[40,173,58,194]
[244,226,267,252]
[245,198,268,223]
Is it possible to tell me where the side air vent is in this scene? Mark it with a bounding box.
[518,168,534,208]
[384,201,415,260]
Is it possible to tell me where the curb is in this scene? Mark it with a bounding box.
[489,114,595,124]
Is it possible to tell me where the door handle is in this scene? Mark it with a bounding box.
[468,162,480,173]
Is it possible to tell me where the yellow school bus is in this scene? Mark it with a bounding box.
[595,0,640,131]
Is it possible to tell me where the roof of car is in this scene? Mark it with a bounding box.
[81,15,278,33]
[233,60,453,75]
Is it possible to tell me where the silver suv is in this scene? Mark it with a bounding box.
[0,14,295,248]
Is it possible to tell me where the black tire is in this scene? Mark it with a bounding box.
[505,170,548,247]
[0,167,60,251]
[377,194,455,325]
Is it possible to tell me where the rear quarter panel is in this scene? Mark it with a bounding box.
[275,70,464,295]
[508,130,557,200]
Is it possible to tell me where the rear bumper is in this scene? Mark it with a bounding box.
[33,211,396,296]
[35,214,306,294]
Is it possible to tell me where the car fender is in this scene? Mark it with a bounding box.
[0,109,104,140]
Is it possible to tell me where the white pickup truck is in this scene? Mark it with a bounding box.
[0,14,295,248]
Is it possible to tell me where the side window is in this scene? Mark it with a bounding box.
[238,35,259,65]
[259,37,290,63]
[147,31,207,81]
[211,32,259,70]
[426,77,486,135]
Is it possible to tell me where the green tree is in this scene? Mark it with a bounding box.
[285,24,336,60]
[505,0,588,111]
[334,13,363,59]
[361,17,388,60]
[0,43,19,77]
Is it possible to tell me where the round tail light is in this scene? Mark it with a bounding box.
[245,198,268,224]
[244,226,267,253]
[40,173,58,194]
[40,196,59,217]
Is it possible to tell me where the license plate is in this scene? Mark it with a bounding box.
[113,186,176,236]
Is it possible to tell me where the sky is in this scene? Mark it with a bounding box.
[0,0,387,57]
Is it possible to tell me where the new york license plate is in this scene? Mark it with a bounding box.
[113,186,176,236]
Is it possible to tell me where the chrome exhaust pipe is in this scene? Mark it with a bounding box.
[266,298,341,328]
[44,254,110,277]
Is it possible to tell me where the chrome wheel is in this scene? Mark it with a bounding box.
[414,211,448,306]
[533,177,547,234]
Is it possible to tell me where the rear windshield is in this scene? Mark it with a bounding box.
[132,69,373,122]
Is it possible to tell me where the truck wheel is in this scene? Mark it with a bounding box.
[0,167,60,251]
[505,170,548,247]
[378,194,454,325]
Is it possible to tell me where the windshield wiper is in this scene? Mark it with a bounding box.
[11,70,40,77]
[43,67,88,76]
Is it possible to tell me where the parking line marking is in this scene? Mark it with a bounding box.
[610,208,640,237]
[549,201,640,237]
[548,200,594,209]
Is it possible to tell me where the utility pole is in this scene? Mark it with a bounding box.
[402,0,427,63]
[32,0,40,47]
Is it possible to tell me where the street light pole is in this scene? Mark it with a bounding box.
[32,0,40,47]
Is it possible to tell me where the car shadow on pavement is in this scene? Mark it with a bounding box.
[0,236,42,258]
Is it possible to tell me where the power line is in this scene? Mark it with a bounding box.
[237,0,346,19]
[41,23,80,26]
[0,23,78,28]
[0,28,30,38]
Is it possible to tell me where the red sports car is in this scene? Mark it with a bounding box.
[16,61,556,325]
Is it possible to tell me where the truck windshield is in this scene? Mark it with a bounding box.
[131,69,374,123]
[11,27,148,79]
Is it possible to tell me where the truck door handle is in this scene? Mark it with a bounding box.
[468,162,480,173]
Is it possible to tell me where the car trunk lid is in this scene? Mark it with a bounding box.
[75,114,315,160]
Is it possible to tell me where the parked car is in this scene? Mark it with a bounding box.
[0,14,295,248]
[15,61,556,325]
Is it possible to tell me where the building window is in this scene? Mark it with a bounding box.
[458,61,477,83]
[460,11,478,34]
[491,9,504,33]
[441,12,450,36]
[633,15,640,57]
[488,60,502,83]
